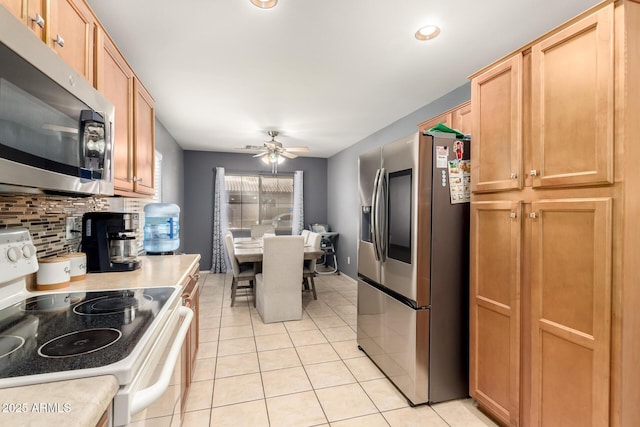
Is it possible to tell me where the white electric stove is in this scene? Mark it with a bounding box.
[0,227,192,426]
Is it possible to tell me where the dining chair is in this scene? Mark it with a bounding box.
[255,235,304,323]
[301,229,311,244]
[224,232,255,307]
[303,231,321,299]
[250,224,275,238]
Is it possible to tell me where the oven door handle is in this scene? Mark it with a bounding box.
[129,306,193,416]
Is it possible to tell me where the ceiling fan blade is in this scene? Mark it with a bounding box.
[284,146,309,153]
[280,151,298,159]
[253,152,268,158]
[235,145,265,153]
[264,141,277,149]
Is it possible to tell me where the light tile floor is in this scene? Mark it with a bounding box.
[153,272,498,426]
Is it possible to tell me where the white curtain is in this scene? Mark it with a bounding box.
[292,170,304,235]
[211,167,229,273]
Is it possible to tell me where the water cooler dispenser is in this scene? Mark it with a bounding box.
[143,203,180,255]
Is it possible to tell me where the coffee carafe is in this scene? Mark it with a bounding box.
[82,212,142,272]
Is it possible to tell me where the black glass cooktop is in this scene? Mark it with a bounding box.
[0,287,176,380]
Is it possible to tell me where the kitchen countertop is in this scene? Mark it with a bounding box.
[2,254,201,426]
[29,253,201,293]
[0,375,119,426]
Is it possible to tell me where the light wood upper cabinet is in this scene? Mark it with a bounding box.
[0,0,22,18]
[46,0,95,85]
[531,4,614,188]
[93,14,155,197]
[95,27,134,193]
[418,102,471,136]
[529,198,612,427]
[471,55,523,193]
[469,201,521,427]
[0,0,45,38]
[133,79,155,196]
[452,101,472,135]
[418,111,453,133]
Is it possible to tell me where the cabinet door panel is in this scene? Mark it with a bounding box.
[48,0,94,84]
[470,201,521,426]
[133,79,155,195]
[530,198,612,427]
[96,29,134,193]
[418,111,452,133]
[0,0,23,20]
[452,101,472,135]
[471,55,522,193]
[531,5,613,188]
[1,0,44,38]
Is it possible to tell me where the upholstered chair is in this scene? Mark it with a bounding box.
[303,232,322,299]
[224,232,255,306]
[301,229,311,244]
[255,236,304,323]
[250,224,275,239]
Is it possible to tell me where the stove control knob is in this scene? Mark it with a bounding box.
[22,244,37,259]
[7,246,22,262]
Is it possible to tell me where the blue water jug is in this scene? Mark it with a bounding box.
[143,203,180,253]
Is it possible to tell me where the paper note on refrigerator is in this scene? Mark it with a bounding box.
[448,159,471,204]
[436,146,449,168]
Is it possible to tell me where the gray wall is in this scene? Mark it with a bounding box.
[327,82,471,279]
[155,118,184,208]
[183,151,328,270]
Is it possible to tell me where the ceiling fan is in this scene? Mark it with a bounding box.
[237,131,309,172]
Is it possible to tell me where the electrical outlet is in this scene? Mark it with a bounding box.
[65,217,77,240]
[347,256,351,265]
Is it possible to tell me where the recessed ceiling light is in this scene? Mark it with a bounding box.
[415,25,441,41]
[251,0,277,9]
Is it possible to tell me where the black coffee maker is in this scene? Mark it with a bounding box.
[82,212,142,272]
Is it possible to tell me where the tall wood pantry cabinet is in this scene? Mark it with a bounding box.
[468,1,640,426]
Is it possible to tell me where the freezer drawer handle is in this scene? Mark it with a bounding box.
[129,306,193,416]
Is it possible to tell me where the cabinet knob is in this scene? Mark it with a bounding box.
[530,169,538,177]
[54,35,65,47]
[132,177,143,183]
[509,212,517,219]
[510,172,518,179]
[31,13,44,29]
[529,212,537,219]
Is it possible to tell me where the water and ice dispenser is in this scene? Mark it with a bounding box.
[143,203,180,254]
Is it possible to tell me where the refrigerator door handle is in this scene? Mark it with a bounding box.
[375,168,387,262]
[371,168,381,261]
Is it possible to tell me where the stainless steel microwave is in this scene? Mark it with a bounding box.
[0,6,114,196]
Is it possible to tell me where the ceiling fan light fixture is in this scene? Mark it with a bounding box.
[415,25,441,41]
[261,152,285,164]
[250,0,277,9]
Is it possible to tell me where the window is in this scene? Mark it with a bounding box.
[225,173,294,232]
[154,151,162,202]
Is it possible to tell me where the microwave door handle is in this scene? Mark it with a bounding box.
[371,169,381,261]
[377,168,387,262]
[129,306,193,416]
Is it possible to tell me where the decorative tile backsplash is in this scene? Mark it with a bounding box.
[0,194,154,259]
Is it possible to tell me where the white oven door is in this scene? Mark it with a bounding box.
[112,305,193,427]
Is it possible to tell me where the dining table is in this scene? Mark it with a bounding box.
[233,236,324,264]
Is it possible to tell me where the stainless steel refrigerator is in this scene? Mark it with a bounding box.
[357,131,470,405]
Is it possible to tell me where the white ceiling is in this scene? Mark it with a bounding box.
[86,0,600,158]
